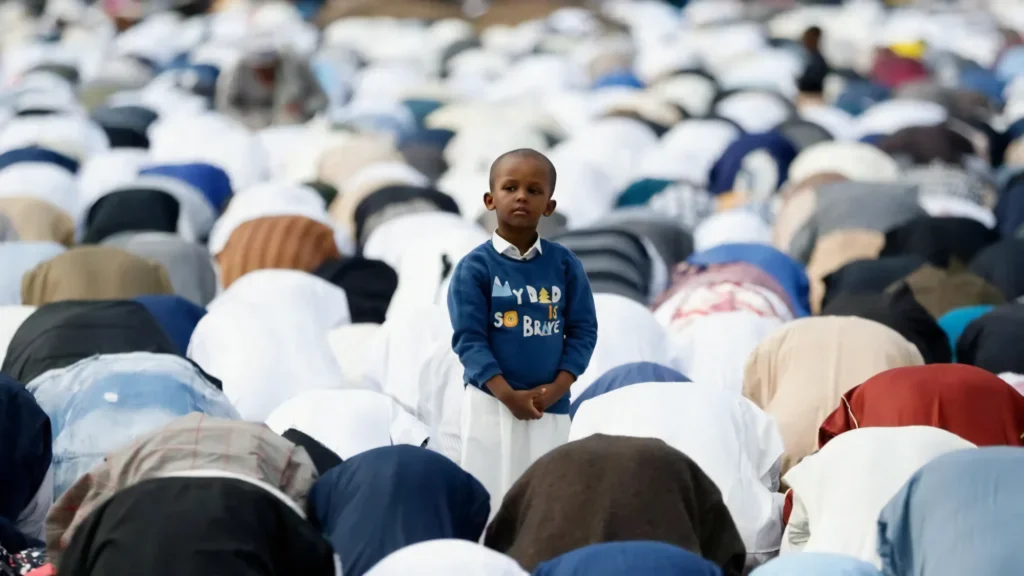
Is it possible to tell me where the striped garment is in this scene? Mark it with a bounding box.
[216,215,340,288]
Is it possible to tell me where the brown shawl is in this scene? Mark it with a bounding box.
[483,434,747,574]
[887,263,1006,319]
[21,246,173,305]
[216,215,341,288]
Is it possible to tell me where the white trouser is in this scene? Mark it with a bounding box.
[459,385,570,519]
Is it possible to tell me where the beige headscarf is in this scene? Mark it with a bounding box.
[319,133,404,228]
[21,246,174,305]
[806,229,886,314]
[772,173,849,253]
[0,197,74,246]
[742,316,924,473]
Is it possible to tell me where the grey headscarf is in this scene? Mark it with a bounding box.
[102,232,218,306]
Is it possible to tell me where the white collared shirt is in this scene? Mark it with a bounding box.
[491,230,542,260]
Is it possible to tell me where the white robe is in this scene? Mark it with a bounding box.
[782,426,976,566]
[364,540,527,576]
[570,381,786,557]
[265,388,430,460]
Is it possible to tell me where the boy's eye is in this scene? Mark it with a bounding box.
[503,185,516,192]
[528,187,542,195]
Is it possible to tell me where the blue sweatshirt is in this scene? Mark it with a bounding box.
[448,239,598,414]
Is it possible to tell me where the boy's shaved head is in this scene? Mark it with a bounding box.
[488,148,557,194]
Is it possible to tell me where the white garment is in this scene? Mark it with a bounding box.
[364,539,528,576]
[0,305,34,366]
[265,389,430,460]
[326,323,382,386]
[640,118,740,184]
[148,110,269,191]
[0,113,109,162]
[16,465,52,541]
[788,141,900,185]
[669,311,785,395]
[416,340,466,463]
[187,301,346,421]
[0,162,78,218]
[362,304,454,415]
[571,293,681,401]
[694,210,773,252]
[206,182,352,257]
[782,426,976,566]
[362,212,487,319]
[570,381,785,555]
[460,385,569,516]
[491,230,542,260]
[207,269,352,330]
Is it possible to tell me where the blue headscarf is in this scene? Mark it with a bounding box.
[309,445,490,576]
[707,132,798,196]
[751,553,881,575]
[593,71,644,91]
[570,362,689,419]
[0,373,51,553]
[878,447,1024,576]
[995,171,1024,239]
[0,242,65,305]
[936,305,994,362]
[834,81,890,116]
[134,295,207,355]
[686,243,810,316]
[616,178,675,207]
[0,146,79,175]
[139,163,233,214]
[534,541,722,576]
[958,67,1005,108]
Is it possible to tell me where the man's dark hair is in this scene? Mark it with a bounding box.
[488,148,557,194]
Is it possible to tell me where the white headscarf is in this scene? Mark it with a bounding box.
[783,426,976,566]
[187,300,346,421]
[571,381,785,555]
[148,111,269,191]
[207,269,351,330]
[364,540,528,576]
[694,210,773,252]
[0,305,34,366]
[265,388,430,460]
[362,304,453,417]
[669,311,785,396]
[0,113,109,162]
[207,181,353,257]
[571,294,681,401]
[787,141,900,184]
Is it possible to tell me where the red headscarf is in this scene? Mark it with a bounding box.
[819,364,1024,448]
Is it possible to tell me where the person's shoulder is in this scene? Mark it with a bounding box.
[455,241,497,271]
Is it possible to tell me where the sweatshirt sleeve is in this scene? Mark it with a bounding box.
[447,254,502,388]
[558,251,598,377]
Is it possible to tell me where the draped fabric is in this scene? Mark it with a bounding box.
[743,317,924,472]
[877,448,1024,576]
[309,446,489,576]
[484,434,747,574]
[819,364,1024,448]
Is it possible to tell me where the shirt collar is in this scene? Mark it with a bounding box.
[491,230,542,260]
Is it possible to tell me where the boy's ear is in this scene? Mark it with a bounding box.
[483,191,496,211]
[543,199,556,217]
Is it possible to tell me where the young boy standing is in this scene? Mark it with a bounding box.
[448,148,598,511]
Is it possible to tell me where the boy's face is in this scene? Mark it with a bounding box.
[484,156,556,231]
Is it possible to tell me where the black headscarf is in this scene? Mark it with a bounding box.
[820,255,927,309]
[878,124,976,165]
[83,188,181,244]
[880,216,998,268]
[353,185,460,249]
[309,445,489,576]
[956,304,1024,375]
[968,239,1024,300]
[313,257,398,324]
[282,429,342,476]
[60,476,337,576]
[821,289,952,364]
[2,300,177,384]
